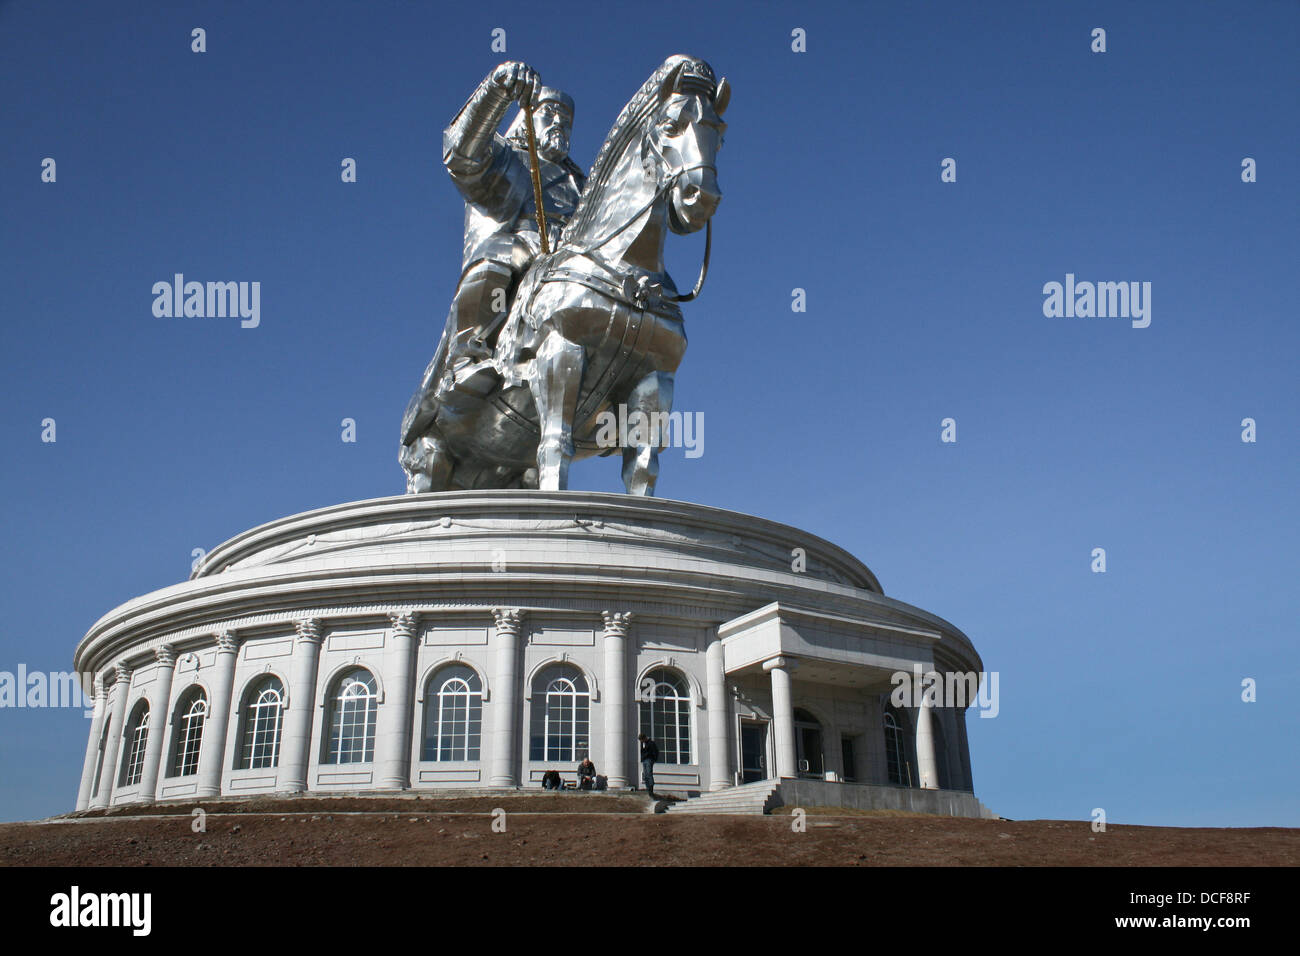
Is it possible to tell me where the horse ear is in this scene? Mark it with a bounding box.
[660,60,688,102]
[714,77,730,117]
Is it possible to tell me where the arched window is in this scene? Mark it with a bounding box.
[170,687,208,777]
[638,668,691,764]
[237,676,285,770]
[422,665,483,761]
[528,664,589,762]
[883,706,910,787]
[120,701,150,787]
[325,668,377,764]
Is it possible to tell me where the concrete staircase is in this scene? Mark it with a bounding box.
[664,779,782,815]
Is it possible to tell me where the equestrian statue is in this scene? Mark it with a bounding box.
[400,55,728,496]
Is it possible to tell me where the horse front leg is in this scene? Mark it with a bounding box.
[621,371,674,496]
[529,334,585,491]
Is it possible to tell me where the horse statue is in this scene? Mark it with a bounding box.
[400,55,728,495]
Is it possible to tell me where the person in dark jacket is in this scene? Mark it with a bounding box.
[638,733,659,798]
[576,757,597,790]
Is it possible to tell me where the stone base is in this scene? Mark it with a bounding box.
[73,491,985,811]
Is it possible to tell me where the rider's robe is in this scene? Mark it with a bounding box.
[448,131,585,277]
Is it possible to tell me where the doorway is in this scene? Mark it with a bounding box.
[739,720,768,783]
[794,709,824,778]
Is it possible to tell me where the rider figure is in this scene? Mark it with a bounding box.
[440,61,585,373]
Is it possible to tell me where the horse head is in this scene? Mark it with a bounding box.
[649,58,728,235]
[561,56,729,265]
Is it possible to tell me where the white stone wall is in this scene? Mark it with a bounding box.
[79,615,976,806]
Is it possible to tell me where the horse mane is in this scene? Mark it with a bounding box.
[562,55,714,248]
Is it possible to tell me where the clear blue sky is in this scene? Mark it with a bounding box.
[2,0,1296,826]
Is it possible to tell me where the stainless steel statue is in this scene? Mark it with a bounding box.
[401,55,728,495]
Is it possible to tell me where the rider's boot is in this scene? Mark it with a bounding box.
[451,329,493,370]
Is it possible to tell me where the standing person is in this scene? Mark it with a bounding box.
[638,733,659,798]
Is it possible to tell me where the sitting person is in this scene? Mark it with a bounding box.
[541,769,563,791]
[576,757,597,791]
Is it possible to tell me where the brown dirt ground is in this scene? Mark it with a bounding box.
[2,796,1296,866]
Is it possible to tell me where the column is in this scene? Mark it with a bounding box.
[280,618,323,793]
[915,695,939,790]
[75,674,108,811]
[764,656,797,779]
[376,612,419,789]
[955,706,974,792]
[92,663,132,808]
[137,644,177,802]
[706,638,731,790]
[196,631,239,797]
[488,608,524,788]
[601,611,632,789]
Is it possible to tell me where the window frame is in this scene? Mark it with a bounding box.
[528,664,591,763]
[637,667,692,765]
[324,668,378,765]
[422,664,483,762]
[883,707,910,787]
[170,687,208,778]
[237,675,286,771]
[120,702,150,788]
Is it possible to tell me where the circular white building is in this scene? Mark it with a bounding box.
[72,491,988,815]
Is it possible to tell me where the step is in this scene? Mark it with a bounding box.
[665,781,782,815]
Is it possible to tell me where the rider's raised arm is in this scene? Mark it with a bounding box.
[443,62,538,208]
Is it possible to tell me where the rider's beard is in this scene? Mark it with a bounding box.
[538,127,568,162]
